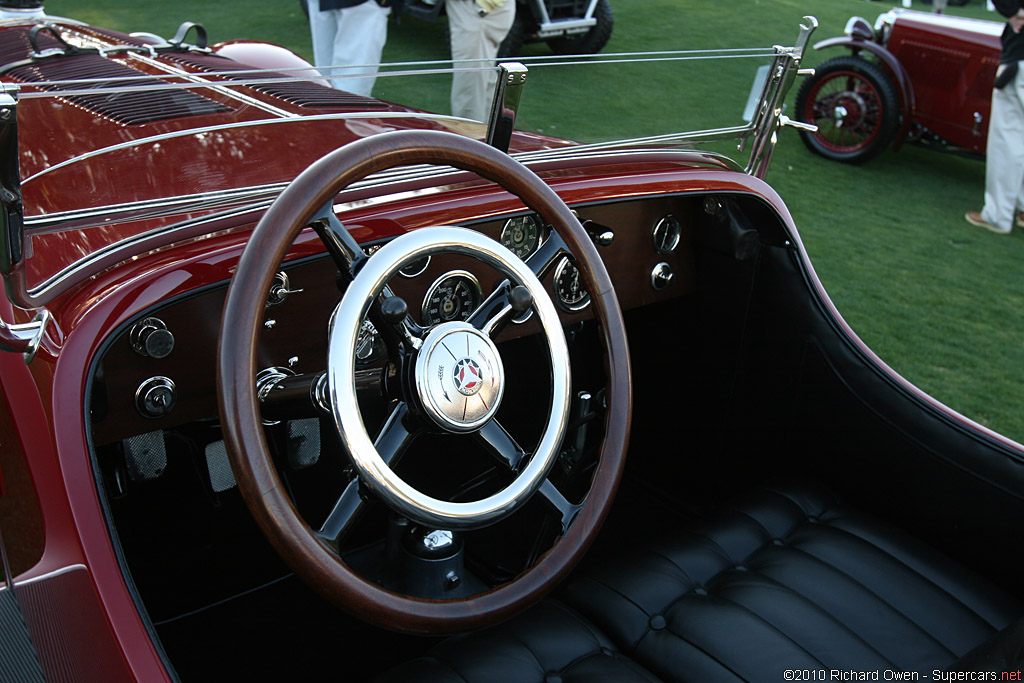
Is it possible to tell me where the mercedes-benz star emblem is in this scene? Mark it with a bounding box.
[453,358,484,396]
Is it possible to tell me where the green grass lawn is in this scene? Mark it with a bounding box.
[44,0,1024,443]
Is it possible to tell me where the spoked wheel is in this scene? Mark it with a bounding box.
[795,55,900,164]
[218,130,631,635]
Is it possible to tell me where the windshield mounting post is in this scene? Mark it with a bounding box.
[743,16,818,179]
[486,62,528,154]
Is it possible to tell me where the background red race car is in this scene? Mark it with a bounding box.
[796,8,1003,163]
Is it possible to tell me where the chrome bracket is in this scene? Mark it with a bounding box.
[0,308,53,364]
[486,62,529,154]
[743,16,818,179]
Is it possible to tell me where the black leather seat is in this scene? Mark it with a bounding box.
[379,483,1023,682]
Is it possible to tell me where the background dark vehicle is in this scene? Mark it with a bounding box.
[2,4,1024,683]
[401,0,614,56]
[796,9,1002,163]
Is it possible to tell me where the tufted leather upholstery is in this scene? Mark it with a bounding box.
[378,483,1022,682]
[564,483,1021,680]
[375,600,661,683]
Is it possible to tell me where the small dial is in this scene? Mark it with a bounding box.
[652,214,682,254]
[421,271,482,326]
[553,257,590,312]
[500,215,543,260]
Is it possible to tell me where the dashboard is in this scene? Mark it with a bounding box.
[88,195,698,447]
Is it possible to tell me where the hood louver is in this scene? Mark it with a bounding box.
[0,28,232,125]
[165,52,388,110]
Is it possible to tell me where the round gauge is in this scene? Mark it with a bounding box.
[652,214,682,254]
[421,271,483,326]
[354,320,385,365]
[500,215,543,260]
[553,257,590,312]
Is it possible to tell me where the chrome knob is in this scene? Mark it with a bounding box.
[651,262,674,291]
[129,318,174,359]
[135,376,176,418]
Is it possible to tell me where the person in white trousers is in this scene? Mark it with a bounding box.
[966,1,1024,234]
[448,0,515,122]
[308,0,390,97]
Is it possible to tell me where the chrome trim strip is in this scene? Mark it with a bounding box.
[13,564,88,587]
[24,147,738,233]
[126,52,296,119]
[22,111,479,184]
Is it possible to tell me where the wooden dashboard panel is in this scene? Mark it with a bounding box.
[90,195,697,445]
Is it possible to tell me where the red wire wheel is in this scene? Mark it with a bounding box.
[795,56,900,164]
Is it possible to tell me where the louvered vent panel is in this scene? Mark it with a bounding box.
[166,52,387,109]
[0,27,232,125]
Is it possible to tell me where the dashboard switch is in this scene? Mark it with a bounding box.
[135,377,177,418]
[651,262,674,291]
[130,318,175,359]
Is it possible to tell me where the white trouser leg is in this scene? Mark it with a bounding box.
[448,0,515,122]
[309,1,389,97]
[981,63,1024,231]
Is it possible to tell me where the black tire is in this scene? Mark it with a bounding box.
[497,4,532,58]
[795,55,900,164]
[545,0,613,55]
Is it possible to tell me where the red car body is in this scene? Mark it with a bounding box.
[0,6,1022,683]
[797,9,1003,162]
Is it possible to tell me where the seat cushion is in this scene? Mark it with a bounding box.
[375,600,661,683]
[563,482,1022,681]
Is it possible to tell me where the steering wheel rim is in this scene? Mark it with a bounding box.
[218,130,632,634]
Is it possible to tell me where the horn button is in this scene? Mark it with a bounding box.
[413,321,505,432]
[414,322,505,432]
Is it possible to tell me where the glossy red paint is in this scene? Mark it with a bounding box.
[885,12,1002,152]
[810,9,1003,156]
[8,141,778,676]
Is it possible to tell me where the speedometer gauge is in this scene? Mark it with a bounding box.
[553,257,590,312]
[500,215,543,260]
[421,271,482,326]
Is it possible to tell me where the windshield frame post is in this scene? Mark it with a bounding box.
[486,62,528,154]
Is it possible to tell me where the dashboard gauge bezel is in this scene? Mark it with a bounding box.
[652,214,682,254]
[499,214,546,261]
[553,256,591,312]
[420,270,484,327]
[398,255,431,278]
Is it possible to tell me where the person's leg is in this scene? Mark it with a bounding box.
[981,65,1024,232]
[328,1,390,96]
[309,3,341,77]
[449,1,514,121]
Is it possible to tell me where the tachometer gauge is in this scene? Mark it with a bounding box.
[500,215,543,260]
[421,271,482,326]
[553,257,590,312]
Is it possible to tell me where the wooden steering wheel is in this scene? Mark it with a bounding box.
[218,130,631,634]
